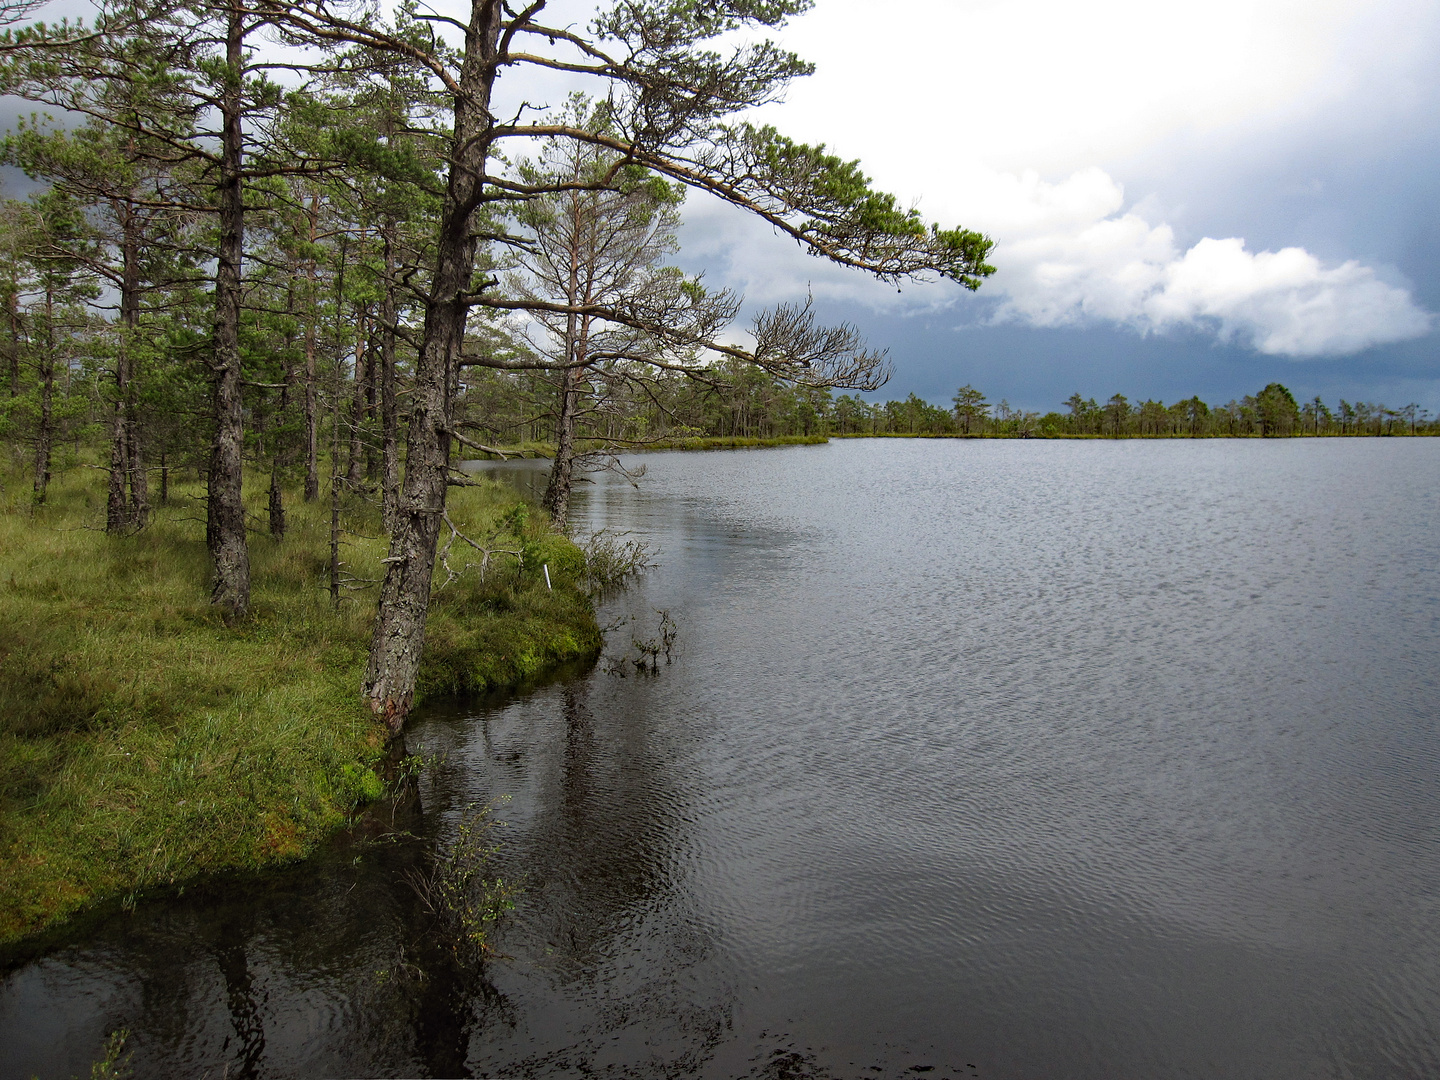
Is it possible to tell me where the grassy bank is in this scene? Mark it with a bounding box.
[0,466,601,947]
[829,431,1438,440]
[831,431,1069,439]
[632,433,828,451]
[464,433,829,461]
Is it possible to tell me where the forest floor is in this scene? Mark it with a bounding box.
[0,463,601,948]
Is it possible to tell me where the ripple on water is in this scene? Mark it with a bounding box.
[3,439,1439,1079]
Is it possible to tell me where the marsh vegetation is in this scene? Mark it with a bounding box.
[0,465,598,944]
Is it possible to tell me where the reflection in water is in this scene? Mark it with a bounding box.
[434,677,733,1077]
[3,439,1440,1079]
[212,911,266,1078]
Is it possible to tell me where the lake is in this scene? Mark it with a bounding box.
[3,438,1438,1079]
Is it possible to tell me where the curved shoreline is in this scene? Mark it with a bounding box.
[0,470,600,949]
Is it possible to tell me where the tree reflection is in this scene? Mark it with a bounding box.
[210,911,266,1078]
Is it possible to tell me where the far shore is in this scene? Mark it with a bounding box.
[460,429,1436,463]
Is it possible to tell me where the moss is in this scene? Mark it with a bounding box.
[417,508,603,698]
[419,592,602,698]
[0,465,599,946]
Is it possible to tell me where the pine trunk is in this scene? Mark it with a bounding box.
[105,347,131,530]
[345,307,367,487]
[269,370,290,539]
[4,291,17,398]
[107,218,145,533]
[303,197,320,502]
[128,413,148,527]
[365,327,378,482]
[543,210,588,531]
[32,287,54,505]
[32,371,51,501]
[543,365,581,531]
[380,220,400,533]
[363,0,502,731]
[206,2,250,621]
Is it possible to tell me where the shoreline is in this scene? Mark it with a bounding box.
[0,468,600,948]
[461,433,829,460]
[464,430,1436,463]
[829,431,1437,439]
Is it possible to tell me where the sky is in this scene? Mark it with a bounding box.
[669,0,1440,413]
[4,0,1437,413]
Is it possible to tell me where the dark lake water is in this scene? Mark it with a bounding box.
[4,438,1439,1079]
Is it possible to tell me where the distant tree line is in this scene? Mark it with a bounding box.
[456,374,1438,444]
[951,384,1438,438]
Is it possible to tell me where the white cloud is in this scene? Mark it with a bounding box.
[755,0,1440,187]
[985,169,1433,355]
[431,0,1440,361]
[677,0,1437,359]
[1146,239,1432,355]
[678,167,1434,358]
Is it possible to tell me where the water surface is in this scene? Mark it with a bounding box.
[4,438,1438,1079]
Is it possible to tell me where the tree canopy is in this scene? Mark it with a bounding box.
[0,0,998,730]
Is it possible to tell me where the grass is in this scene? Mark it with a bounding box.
[831,431,989,439]
[461,433,829,461]
[630,433,828,451]
[0,461,601,947]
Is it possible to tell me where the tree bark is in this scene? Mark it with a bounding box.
[32,285,54,505]
[105,343,131,530]
[543,205,585,529]
[364,322,378,482]
[127,406,148,526]
[363,0,503,731]
[206,0,250,621]
[4,289,17,398]
[542,363,581,531]
[303,195,320,502]
[107,212,145,533]
[269,372,290,538]
[345,305,367,487]
[380,218,400,534]
[329,471,341,607]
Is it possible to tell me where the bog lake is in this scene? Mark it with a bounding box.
[2,438,1438,1079]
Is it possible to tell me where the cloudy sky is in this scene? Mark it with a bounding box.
[7,0,1436,413]
[672,0,1440,413]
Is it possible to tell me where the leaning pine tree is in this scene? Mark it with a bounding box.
[266,0,999,732]
[506,96,737,531]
